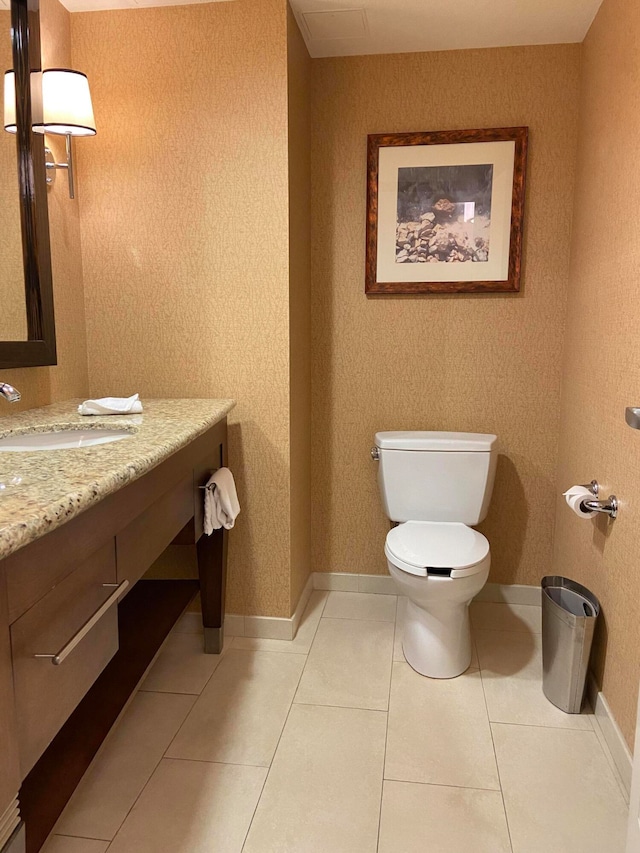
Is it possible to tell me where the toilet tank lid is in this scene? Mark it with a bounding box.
[375,431,497,452]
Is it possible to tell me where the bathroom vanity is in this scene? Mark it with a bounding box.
[0,398,234,851]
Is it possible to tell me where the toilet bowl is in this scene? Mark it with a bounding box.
[372,430,497,679]
[385,521,490,678]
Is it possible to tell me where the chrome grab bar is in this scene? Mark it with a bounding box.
[34,579,129,666]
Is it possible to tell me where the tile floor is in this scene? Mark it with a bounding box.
[44,589,629,853]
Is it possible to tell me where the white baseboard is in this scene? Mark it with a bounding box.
[0,799,20,851]
[474,582,542,606]
[291,574,315,637]
[218,577,541,640]
[221,573,315,641]
[312,573,541,605]
[586,674,632,801]
[313,572,396,595]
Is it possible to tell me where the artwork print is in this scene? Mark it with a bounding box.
[395,164,493,266]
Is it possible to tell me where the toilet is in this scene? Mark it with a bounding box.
[372,431,498,678]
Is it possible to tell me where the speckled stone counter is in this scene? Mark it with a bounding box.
[0,398,235,560]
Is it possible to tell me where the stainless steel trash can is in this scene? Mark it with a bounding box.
[541,576,600,714]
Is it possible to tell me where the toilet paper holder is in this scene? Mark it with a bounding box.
[579,480,618,519]
[580,480,599,497]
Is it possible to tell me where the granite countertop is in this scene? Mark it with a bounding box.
[0,398,235,560]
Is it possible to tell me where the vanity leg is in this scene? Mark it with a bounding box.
[197,526,228,654]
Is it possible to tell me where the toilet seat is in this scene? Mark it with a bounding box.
[385,521,490,579]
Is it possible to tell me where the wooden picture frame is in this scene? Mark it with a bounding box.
[365,127,528,295]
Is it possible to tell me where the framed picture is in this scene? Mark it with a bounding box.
[365,127,528,295]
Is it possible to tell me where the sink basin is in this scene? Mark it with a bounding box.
[0,429,133,452]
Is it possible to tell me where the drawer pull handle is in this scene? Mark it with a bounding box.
[34,580,129,666]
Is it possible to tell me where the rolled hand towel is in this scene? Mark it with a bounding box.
[78,394,143,416]
[204,467,240,534]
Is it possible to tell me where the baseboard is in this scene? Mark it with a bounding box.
[312,574,541,604]
[0,801,20,852]
[220,573,315,641]
[291,574,315,637]
[584,675,632,801]
[473,582,542,606]
[217,577,540,640]
[313,572,396,595]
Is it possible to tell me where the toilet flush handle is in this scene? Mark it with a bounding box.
[370,447,380,461]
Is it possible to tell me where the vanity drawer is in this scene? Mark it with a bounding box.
[116,475,194,587]
[11,541,120,777]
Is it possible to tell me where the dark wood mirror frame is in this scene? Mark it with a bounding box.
[0,0,57,369]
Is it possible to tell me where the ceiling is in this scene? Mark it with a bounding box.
[57,0,604,56]
[60,0,225,10]
[291,0,604,57]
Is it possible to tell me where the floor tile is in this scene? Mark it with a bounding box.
[394,597,407,662]
[378,781,511,853]
[55,692,195,841]
[493,723,628,853]
[385,662,500,789]
[395,597,478,668]
[167,649,304,766]
[476,629,593,729]
[243,704,386,853]
[140,632,224,694]
[471,601,542,633]
[233,590,327,654]
[294,617,394,710]
[172,611,203,634]
[41,837,109,853]
[323,591,396,622]
[107,758,266,853]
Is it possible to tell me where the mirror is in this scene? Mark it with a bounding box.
[1,9,27,341]
[0,0,56,369]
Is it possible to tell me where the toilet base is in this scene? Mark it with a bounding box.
[402,599,473,679]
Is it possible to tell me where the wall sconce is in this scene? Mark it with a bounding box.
[3,67,96,199]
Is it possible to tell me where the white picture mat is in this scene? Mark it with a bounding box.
[376,140,516,283]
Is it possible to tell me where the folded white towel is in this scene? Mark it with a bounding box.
[78,394,143,416]
[204,467,240,534]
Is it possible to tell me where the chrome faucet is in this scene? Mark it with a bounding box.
[0,383,21,403]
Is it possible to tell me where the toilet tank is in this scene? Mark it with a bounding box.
[374,431,498,524]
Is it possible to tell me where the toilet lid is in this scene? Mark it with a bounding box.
[385,521,490,578]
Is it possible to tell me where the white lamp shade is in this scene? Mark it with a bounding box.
[4,67,95,136]
[3,70,16,133]
[34,69,96,137]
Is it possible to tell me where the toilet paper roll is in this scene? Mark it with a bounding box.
[563,485,597,519]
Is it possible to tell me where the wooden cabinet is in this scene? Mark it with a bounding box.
[0,415,229,791]
[0,569,20,848]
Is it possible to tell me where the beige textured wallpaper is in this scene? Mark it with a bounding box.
[287,7,312,610]
[552,0,640,748]
[310,46,581,584]
[72,0,295,617]
[0,0,89,412]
